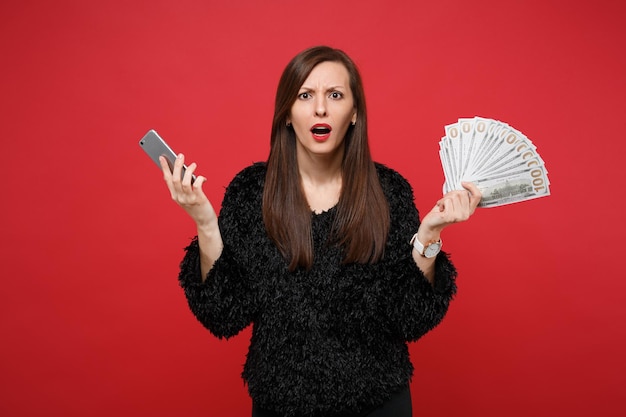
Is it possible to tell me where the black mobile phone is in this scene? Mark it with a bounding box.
[139,129,196,182]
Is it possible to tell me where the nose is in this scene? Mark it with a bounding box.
[314,96,327,117]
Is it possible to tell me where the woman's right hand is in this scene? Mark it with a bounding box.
[160,153,223,279]
[159,153,217,229]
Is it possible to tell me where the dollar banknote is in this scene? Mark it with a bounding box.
[439,117,550,207]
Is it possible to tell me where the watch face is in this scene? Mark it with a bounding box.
[424,242,441,258]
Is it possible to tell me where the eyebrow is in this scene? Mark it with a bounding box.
[298,85,347,91]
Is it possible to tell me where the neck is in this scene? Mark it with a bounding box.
[296,148,343,186]
[296,147,344,213]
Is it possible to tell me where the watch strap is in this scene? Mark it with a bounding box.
[410,233,442,257]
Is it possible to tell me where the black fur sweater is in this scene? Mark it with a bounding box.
[178,162,457,417]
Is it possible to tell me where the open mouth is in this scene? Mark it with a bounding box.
[311,124,332,139]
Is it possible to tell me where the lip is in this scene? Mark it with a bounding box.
[310,123,332,142]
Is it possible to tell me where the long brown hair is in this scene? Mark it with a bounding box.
[263,46,390,271]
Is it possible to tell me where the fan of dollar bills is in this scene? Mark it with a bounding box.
[439,117,550,208]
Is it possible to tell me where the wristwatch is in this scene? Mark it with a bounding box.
[410,233,442,258]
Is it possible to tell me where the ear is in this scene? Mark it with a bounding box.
[351,111,357,125]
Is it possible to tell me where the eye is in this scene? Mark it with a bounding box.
[298,92,311,100]
[329,91,343,99]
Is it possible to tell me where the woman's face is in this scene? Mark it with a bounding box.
[288,61,357,162]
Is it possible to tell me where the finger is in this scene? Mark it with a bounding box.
[444,191,474,222]
[438,194,457,217]
[461,181,481,197]
[182,162,197,189]
[159,156,173,181]
[158,156,181,201]
[193,175,207,190]
[461,182,482,211]
[159,156,177,198]
[171,153,185,187]
[456,189,474,219]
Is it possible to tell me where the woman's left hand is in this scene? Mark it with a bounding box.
[419,182,482,238]
[413,182,481,284]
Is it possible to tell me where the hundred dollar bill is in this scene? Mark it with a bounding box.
[471,164,550,208]
[443,121,462,189]
[474,127,543,180]
[438,116,550,207]
[439,139,456,194]
[463,116,492,176]
[458,117,476,180]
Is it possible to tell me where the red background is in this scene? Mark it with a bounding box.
[2,1,625,416]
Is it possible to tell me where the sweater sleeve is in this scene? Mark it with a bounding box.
[377,165,458,342]
[177,165,264,339]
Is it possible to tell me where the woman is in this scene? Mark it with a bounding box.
[159,46,481,417]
